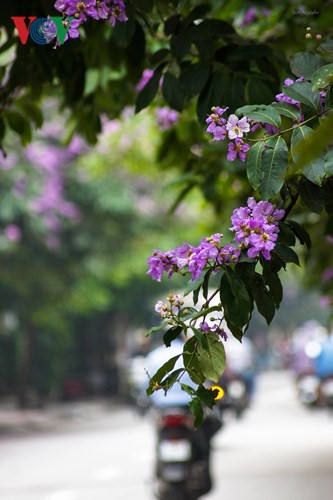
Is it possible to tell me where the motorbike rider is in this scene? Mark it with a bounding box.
[314,332,333,379]
[144,335,222,497]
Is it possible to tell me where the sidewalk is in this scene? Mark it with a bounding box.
[0,398,127,437]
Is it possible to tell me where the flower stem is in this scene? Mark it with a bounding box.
[247,106,333,143]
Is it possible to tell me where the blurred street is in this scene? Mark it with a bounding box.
[1,371,333,500]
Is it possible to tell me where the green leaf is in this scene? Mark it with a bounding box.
[259,136,288,199]
[292,114,333,172]
[171,27,194,60]
[130,0,154,13]
[245,79,274,106]
[251,275,275,325]
[317,38,333,55]
[180,383,196,396]
[272,102,301,122]
[311,63,333,91]
[179,63,210,97]
[16,99,43,128]
[146,354,181,395]
[113,10,136,47]
[291,126,326,185]
[197,333,226,383]
[185,3,212,25]
[247,141,265,190]
[227,44,272,61]
[188,396,204,428]
[149,48,170,66]
[282,82,321,111]
[162,368,184,394]
[183,336,205,385]
[290,52,324,80]
[184,275,205,296]
[202,268,212,300]
[287,220,312,249]
[273,244,300,266]
[325,149,333,177]
[191,327,208,349]
[135,65,164,113]
[299,177,324,213]
[235,104,281,129]
[193,19,235,40]
[179,307,198,320]
[278,221,296,246]
[4,110,31,145]
[146,320,169,336]
[196,384,216,409]
[263,271,283,308]
[220,269,252,329]
[223,75,245,113]
[197,72,225,124]
[162,72,185,111]
[163,326,183,347]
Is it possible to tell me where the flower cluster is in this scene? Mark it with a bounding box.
[156,107,179,131]
[155,294,184,319]
[275,77,305,121]
[147,233,240,283]
[199,322,228,341]
[147,199,284,282]
[230,197,284,261]
[206,107,251,162]
[54,0,127,41]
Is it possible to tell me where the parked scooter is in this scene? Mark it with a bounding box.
[154,405,221,500]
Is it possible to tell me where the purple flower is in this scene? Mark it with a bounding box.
[227,138,250,162]
[241,6,257,26]
[67,19,81,39]
[65,0,97,22]
[136,69,154,92]
[54,0,69,13]
[4,224,21,242]
[226,115,250,139]
[109,0,128,27]
[217,244,240,264]
[229,198,284,261]
[322,268,333,283]
[156,107,179,131]
[147,250,178,282]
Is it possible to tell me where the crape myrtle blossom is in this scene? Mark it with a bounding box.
[147,233,240,282]
[54,0,128,39]
[230,197,284,261]
[227,139,250,162]
[156,107,179,131]
[155,294,184,319]
[147,199,284,282]
[226,114,250,139]
[136,69,154,92]
[199,322,228,341]
[4,224,21,243]
[206,107,251,162]
[205,106,228,140]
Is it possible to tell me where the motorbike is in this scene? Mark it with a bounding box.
[154,406,221,500]
[217,373,251,418]
[295,371,320,406]
[320,375,333,409]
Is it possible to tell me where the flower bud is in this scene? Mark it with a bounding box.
[305,33,312,39]
[306,27,311,31]
[315,34,322,40]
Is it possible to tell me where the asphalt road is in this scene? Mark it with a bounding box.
[1,371,333,500]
